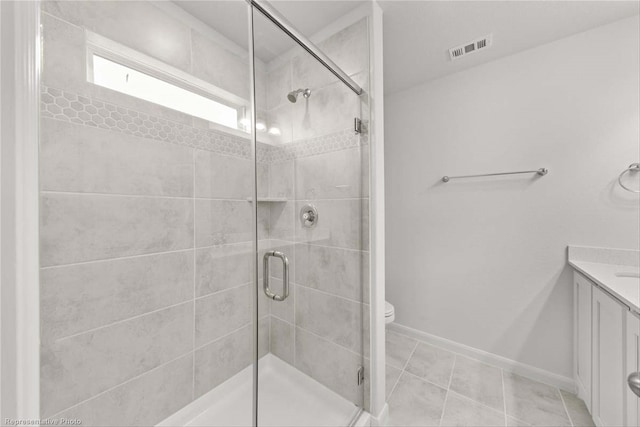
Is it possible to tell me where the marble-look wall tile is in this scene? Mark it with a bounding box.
[258,204,271,241]
[41,12,85,94]
[295,243,367,302]
[266,63,291,110]
[316,19,368,81]
[270,316,294,365]
[295,286,363,354]
[291,53,340,98]
[259,316,270,359]
[43,1,192,73]
[268,160,294,199]
[294,327,363,405]
[195,199,252,247]
[40,118,194,197]
[295,199,368,251]
[291,19,367,91]
[40,194,194,267]
[40,14,211,126]
[41,302,193,417]
[41,250,193,342]
[263,242,295,281]
[191,30,250,100]
[291,82,359,141]
[194,324,253,397]
[195,284,252,347]
[269,279,295,324]
[195,243,252,297]
[265,103,294,145]
[55,355,193,426]
[195,150,253,199]
[258,163,270,198]
[268,202,295,241]
[295,147,363,200]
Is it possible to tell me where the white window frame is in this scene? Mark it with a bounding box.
[85,30,252,136]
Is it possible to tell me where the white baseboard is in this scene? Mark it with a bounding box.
[387,323,576,393]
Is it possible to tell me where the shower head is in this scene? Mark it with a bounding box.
[287,88,311,103]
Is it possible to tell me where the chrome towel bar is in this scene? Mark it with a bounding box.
[442,168,548,183]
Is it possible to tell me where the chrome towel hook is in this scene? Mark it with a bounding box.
[618,163,640,193]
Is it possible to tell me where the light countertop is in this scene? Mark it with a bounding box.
[569,260,640,313]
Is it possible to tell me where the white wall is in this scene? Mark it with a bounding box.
[385,16,639,378]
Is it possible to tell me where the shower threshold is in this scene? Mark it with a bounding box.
[157,354,363,426]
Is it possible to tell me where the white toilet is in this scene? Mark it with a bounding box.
[385,301,395,324]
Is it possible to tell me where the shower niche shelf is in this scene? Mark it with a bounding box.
[247,197,288,203]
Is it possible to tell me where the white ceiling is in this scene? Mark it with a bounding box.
[174,1,639,93]
[380,1,640,94]
[175,0,366,63]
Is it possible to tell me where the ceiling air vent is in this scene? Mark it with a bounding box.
[448,34,492,61]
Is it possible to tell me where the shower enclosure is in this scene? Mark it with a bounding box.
[35,0,372,425]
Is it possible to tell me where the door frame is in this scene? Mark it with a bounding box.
[0,0,40,422]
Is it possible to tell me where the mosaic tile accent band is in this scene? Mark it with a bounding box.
[40,86,365,163]
[268,128,366,163]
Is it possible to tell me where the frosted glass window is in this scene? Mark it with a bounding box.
[92,55,239,129]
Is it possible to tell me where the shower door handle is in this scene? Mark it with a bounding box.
[629,372,640,398]
[263,251,290,302]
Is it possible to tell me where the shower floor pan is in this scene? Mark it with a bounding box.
[157,354,361,426]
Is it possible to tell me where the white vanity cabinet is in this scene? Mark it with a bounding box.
[574,273,592,409]
[573,271,638,427]
[591,285,627,427]
[627,311,640,427]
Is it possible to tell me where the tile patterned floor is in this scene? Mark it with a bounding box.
[385,330,595,427]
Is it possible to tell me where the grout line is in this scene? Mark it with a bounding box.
[396,363,455,391]
[292,197,370,202]
[195,281,252,301]
[293,324,364,359]
[40,247,195,270]
[295,282,366,305]
[48,350,194,419]
[446,389,507,417]
[438,354,457,427]
[193,322,257,354]
[447,354,456,390]
[388,328,580,427]
[387,340,419,400]
[41,189,258,202]
[389,327,507,371]
[558,387,575,427]
[502,368,508,427]
[53,299,193,343]
[299,241,370,254]
[41,10,84,30]
[400,340,419,373]
[41,237,308,271]
[439,390,450,426]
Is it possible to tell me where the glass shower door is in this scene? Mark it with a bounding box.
[251,5,370,426]
[38,1,258,425]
